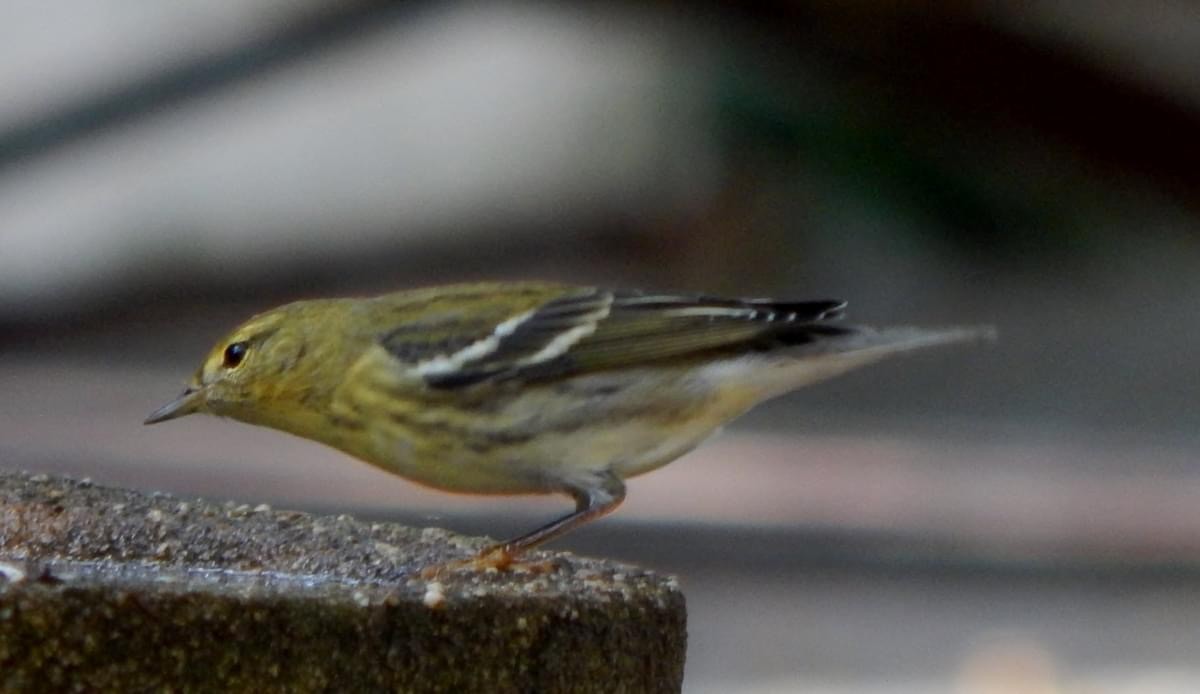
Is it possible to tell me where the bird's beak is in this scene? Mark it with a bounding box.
[144,386,205,425]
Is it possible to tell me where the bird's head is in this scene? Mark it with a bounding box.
[144,302,333,427]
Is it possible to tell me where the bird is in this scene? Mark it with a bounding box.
[145,281,990,571]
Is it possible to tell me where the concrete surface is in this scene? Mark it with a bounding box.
[0,470,686,693]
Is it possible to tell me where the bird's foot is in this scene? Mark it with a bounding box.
[419,544,558,580]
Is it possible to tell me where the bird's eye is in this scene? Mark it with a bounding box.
[222,341,249,368]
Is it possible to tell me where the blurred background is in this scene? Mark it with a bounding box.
[3,2,1200,692]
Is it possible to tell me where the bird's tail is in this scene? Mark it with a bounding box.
[789,324,997,357]
[754,323,995,395]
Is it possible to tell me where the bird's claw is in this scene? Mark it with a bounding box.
[419,545,558,579]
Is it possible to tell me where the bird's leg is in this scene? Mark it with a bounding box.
[485,473,627,567]
[422,472,626,577]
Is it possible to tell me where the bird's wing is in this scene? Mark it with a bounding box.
[383,286,849,389]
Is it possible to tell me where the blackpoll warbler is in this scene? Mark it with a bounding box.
[146,282,990,569]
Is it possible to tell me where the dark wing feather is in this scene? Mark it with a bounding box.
[423,288,850,389]
[422,289,613,388]
[378,283,568,363]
